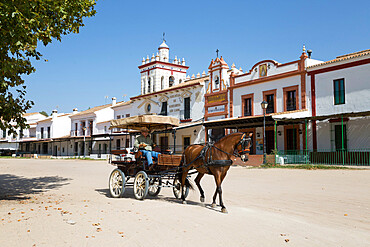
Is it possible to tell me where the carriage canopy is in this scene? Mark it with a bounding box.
[110,114,180,131]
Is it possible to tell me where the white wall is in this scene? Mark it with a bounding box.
[314,63,370,116]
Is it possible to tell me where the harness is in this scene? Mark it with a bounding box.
[183,133,251,171]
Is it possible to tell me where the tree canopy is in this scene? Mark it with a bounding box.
[0,0,96,134]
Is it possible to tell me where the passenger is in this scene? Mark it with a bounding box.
[134,127,160,170]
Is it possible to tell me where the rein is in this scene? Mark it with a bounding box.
[182,133,251,170]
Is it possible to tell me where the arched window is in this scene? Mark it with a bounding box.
[214,76,220,89]
[169,76,174,87]
[179,79,182,84]
[161,76,164,90]
[147,78,151,93]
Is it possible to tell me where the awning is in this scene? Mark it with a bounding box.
[110,114,179,131]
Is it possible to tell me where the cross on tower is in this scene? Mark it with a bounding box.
[163,32,166,42]
[216,49,219,58]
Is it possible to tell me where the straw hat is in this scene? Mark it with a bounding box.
[140,127,150,133]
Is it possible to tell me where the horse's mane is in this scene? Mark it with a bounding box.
[215,132,244,144]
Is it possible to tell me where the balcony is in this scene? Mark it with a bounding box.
[180,110,191,122]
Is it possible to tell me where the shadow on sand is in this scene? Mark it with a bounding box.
[0,174,71,200]
[95,187,221,211]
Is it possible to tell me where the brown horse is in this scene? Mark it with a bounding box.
[179,132,252,213]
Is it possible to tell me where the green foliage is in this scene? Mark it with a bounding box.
[39,111,48,117]
[0,0,96,134]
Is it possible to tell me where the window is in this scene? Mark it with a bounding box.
[334,78,345,105]
[2,130,6,138]
[214,76,220,89]
[147,78,151,93]
[82,122,86,136]
[184,97,190,119]
[117,115,121,119]
[75,123,78,136]
[283,86,298,112]
[241,94,253,116]
[169,76,174,87]
[161,76,164,90]
[335,124,347,150]
[125,114,130,118]
[160,102,168,116]
[286,90,296,111]
[244,98,252,116]
[183,136,190,151]
[47,127,50,138]
[263,89,276,114]
[266,94,275,114]
[116,139,121,150]
[41,127,44,139]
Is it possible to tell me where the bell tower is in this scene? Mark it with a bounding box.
[138,39,189,95]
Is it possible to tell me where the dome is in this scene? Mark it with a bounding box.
[159,41,169,49]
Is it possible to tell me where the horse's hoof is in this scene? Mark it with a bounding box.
[221,208,228,214]
[211,203,217,208]
[200,197,205,203]
[182,201,187,205]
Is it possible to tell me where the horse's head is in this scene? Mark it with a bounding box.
[235,132,253,162]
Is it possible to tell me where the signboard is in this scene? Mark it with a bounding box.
[207,93,227,104]
[208,105,225,114]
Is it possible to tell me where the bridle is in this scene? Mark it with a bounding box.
[234,133,251,157]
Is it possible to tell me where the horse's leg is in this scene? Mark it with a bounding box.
[194,172,205,202]
[180,167,189,204]
[211,170,221,208]
[218,169,228,213]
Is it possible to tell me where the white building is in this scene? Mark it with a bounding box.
[68,99,116,158]
[307,49,370,152]
[1,112,46,155]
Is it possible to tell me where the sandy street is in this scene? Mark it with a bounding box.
[0,159,369,247]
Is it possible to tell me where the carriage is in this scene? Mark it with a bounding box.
[108,115,191,200]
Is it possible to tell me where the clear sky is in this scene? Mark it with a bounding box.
[25,0,370,115]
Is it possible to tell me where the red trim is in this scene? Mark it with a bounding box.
[140,67,187,74]
[232,70,302,87]
[308,58,370,75]
[233,60,300,79]
[180,119,192,123]
[329,118,349,123]
[310,74,317,150]
[158,47,169,50]
[138,61,189,69]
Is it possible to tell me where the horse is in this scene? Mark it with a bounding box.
[178,132,252,213]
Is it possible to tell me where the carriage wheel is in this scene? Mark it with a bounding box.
[109,169,126,198]
[172,177,189,199]
[134,171,149,200]
[148,177,162,197]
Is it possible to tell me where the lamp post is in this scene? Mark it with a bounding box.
[261,100,268,164]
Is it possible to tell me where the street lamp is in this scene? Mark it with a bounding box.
[261,100,268,164]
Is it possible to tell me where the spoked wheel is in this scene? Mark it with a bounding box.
[173,177,189,199]
[134,171,149,200]
[109,169,126,198]
[148,177,162,197]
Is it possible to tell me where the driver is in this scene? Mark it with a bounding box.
[134,127,160,170]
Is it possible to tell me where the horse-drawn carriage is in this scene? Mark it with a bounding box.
[108,115,190,200]
[108,114,252,213]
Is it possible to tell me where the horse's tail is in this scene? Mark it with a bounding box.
[177,152,194,190]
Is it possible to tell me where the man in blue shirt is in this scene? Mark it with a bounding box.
[134,127,160,169]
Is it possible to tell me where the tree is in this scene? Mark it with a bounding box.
[0,0,96,134]
[39,111,48,117]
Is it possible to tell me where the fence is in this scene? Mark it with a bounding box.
[276,149,370,166]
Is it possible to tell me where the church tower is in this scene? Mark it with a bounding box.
[138,40,189,95]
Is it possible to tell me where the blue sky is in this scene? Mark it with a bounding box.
[25,0,370,115]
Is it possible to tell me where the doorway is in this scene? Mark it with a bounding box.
[285,128,299,151]
[160,136,169,152]
[265,130,275,154]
